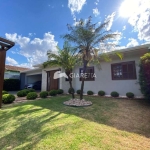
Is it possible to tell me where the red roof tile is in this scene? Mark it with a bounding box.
[5,65,30,72]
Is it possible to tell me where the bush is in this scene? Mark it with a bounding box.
[57,89,64,94]
[17,90,27,97]
[111,91,119,97]
[139,53,150,100]
[49,90,57,96]
[40,91,48,98]
[2,90,8,95]
[27,92,37,100]
[76,90,81,95]
[3,79,20,91]
[98,90,105,96]
[87,90,94,95]
[68,88,74,94]
[126,92,134,98]
[2,94,15,104]
[27,89,35,92]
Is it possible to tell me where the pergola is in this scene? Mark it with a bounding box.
[0,37,15,108]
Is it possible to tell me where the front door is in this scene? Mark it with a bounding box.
[47,70,59,91]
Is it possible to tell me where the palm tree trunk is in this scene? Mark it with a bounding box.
[68,76,75,99]
[80,60,88,100]
[66,70,75,99]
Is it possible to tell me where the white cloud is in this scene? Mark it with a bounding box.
[120,0,150,42]
[5,32,58,67]
[122,26,126,31]
[6,56,33,68]
[94,0,99,5]
[28,33,36,37]
[104,12,115,31]
[68,0,86,18]
[126,38,139,47]
[93,8,100,17]
[62,4,64,7]
[6,56,18,65]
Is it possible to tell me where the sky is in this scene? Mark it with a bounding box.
[0,0,150,68]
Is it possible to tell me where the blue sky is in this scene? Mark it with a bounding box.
[0,0,150,68]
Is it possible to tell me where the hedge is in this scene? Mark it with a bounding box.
[3,79,20,91]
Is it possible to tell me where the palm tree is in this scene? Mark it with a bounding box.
[43,41,78,99]
[63,16,122,100]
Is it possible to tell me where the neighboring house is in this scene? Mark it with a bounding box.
[20,44,150,97]
[5,65,30,79]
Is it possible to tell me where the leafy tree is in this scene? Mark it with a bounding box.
[43,41,78,99]
[63,16,122,100]
[139,53,150,100]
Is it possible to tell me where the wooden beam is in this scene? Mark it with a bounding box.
[0,42,11,49]
[0,50,6,108]
[0,37,15,46]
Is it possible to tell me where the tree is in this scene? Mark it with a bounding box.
[43,41,78,99]
[63,16,122,100]
[139,53,150,100]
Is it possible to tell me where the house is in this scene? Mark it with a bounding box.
[20,44,150,97]
[5,65,30,79]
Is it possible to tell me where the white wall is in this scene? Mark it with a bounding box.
[40,52,143,96]
[41,67,70,92]
[71,53,142,97]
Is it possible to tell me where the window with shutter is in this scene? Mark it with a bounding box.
[111,61,137,80]
[79,66,95,81]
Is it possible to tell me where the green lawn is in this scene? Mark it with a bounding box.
[0,96,150,150]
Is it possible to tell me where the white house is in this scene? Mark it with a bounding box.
[20,44,150,97]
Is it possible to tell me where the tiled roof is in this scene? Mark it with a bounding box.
[5,65,30,72]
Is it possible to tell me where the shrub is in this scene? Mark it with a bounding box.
[28,89,36,92]
[68,88,74,94]
[2,94,15,104]
[17,90,27,97]
[3,79,20,91]
[98,90,105,96]
[40,91,48,98]
[126,92,134,98]
[27,92,37,100]
[76,90,81,95]
[111,91,119,97]
[2,90,8,95]
[87,90,94,95]
[139,53,150,100]
[49,90,57,96]
[57,89,64,94]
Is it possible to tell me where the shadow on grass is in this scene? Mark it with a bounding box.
[29,95,150,138]
[1,95,150,149]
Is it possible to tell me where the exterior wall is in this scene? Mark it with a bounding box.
[70,53,143,97]
[4,71,20,79]
[41,67,70,92]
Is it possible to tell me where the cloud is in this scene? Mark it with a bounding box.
[6,56,33,68]
[94,0,99,5]
[93,8,100,17]
[5,32,58,67]
[121,0,150,42]
[28,33,36,37]
[126,38,139,47]
[68,0,86,18]
[6,56,18,65]
[62,4,64,7]
[105,12,115,31]
[122,26,126,31]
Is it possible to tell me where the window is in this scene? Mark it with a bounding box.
[79,66,95,81]
[111,61,137,80]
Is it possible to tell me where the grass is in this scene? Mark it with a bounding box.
[0,95,150,150]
